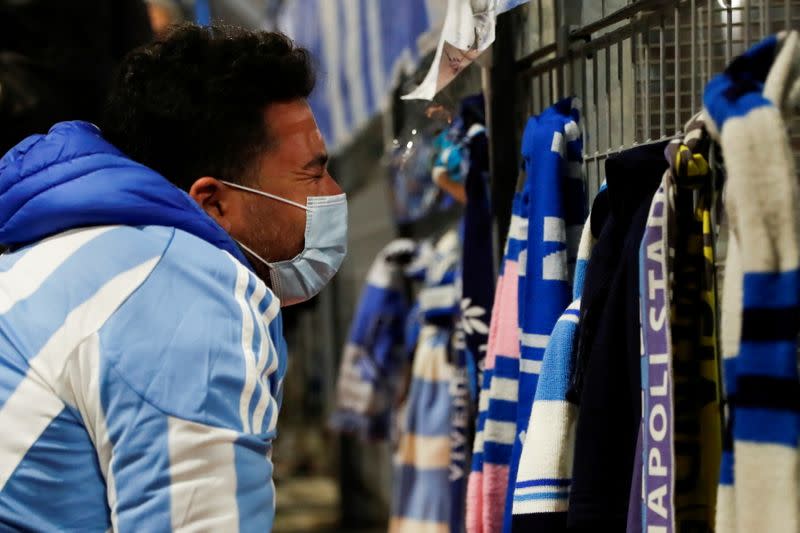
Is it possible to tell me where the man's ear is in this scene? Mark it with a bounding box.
[189,177,233,232]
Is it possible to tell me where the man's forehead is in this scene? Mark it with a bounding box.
[276,115,321,137]
[261,102,326,167]
[267,109,324,154]
[265,101,319,135]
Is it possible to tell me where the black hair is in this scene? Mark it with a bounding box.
[103,23,316,191]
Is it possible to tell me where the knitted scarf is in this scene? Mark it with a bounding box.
[391,230,461,533]
[704,31,800,533]
[504,97,586,533]
[510,183,607,532]
[331,239,417,440]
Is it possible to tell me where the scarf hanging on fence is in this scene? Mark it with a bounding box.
[504,97,586,533]
[566,141,667,530]
[330,239,417,440]
[704,31,800,533]
[510,183,608,533]
[467,190,526,533]
[391,230,461,533]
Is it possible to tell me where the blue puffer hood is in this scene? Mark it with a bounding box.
[0,121,251,266]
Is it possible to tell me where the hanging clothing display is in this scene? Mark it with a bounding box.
[505,96,586,533]
[453,94,494,533]
[467,191,526,533]
[566,142,667,530]
[331,239,418,441]
[705,31,800,533]
[391,230,461,533]
[347,26,800,533]
[635,165,675,533]
[467,97,587,533]
[629,113,723,533]
[511,183,608,532]
[457,94,494,391]
[665,113,722,531]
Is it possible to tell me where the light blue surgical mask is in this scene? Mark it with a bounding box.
[221,180,348,306]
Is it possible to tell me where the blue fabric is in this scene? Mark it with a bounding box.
[0,122,286,530]
[0,408,110,532]
[434,131,466,183]
[704,37,800,525]
[0,121,251,267]
[477,189,526,492]
[460,125,494,385]
[391,232,459,532]
[703,35,777,128]
[505,98,585,533]
[195,0,212,24]
[393,464,452,523]
[282,0,432,150]
[0,226,173,408]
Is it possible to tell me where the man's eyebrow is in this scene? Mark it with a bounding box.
[302,153,329,170]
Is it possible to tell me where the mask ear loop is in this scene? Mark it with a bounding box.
[221,180,309,211]
[235,238,284,302]
[235,239,270,267]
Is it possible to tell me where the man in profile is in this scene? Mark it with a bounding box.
[0,23,346,531]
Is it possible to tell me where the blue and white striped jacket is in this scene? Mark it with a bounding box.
[0,122,287,532]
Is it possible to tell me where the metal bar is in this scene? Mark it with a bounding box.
[570,0,674,41]
[619,40,625,146]
[765,0,772,35]
[538,75,544,114]
[660,16,666,138]
[593,52,600,154]
[582,133,684,162]
[675,5,681,132]
[582,54,588,113]
[538,0,545,50]
[585,56,594,156]
[515,43,559,72]
[595,158,601,196]
[645,28,651,139]
[727,1,733,64]
[633,31,640,143]
[692,0,697,112]
[566,59,572,97]
[786,0,792,32]
[606,46,612,149]
[745,0,751,48]
[549,68,554,105]
[519,4,680,80]
[708,0,713,85]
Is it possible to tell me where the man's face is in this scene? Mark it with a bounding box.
[190,98,342,282]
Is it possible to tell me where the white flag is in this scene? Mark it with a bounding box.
[402,0,528,101]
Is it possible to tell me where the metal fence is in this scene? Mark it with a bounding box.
[499,0,799,202]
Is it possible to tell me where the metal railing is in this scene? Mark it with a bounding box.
[506,0,799,199]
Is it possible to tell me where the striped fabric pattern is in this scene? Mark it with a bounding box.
[505,97,585,533]
[391,230,460,533]
[0,225,287,532]
[704,32,800,533]
[391,327,454,533]
[467,196,527,533]
[331,239,416,440]
[668,115,722,530]
[511,301,580,512]
[511,183,605,531]
[628,113,722,532]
